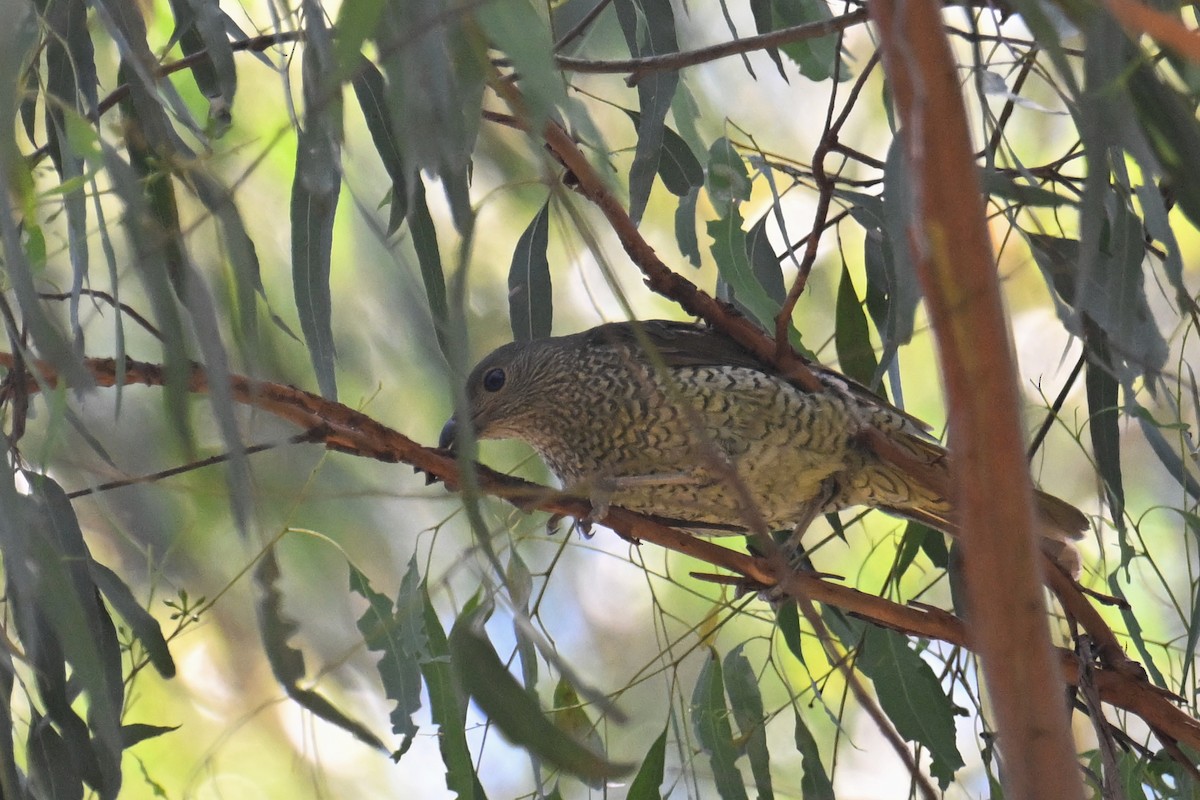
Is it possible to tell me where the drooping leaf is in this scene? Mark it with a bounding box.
[1128,60,1200,234]
[705,137,751,216]
[409,178,451,359]
[334,0,386,81]
[88,561,175,679]
[508,199,553,342]
[350,58,408,234]
[448,608,631,786]
[11,475,124,798]
[749,0,788,79]
[374,0,486,231]
[708,209,779,331]
[508,550,539,696]
[28,713,83,800]
[745,214,786,307]
[627,724,668,800]
[349,559,426,756]
[868,139,921,381]
[623,109,704,196]
[793,712,835,800]
[550,678,603,757]
[691,651,749,800]
[419,587,488,799]
[167,0,236,131]
[612,0,679,224]
[291,0,343,401]
[675,186,701,267]
[833,262,881,391]
[770,0,845,82]
[856,626,964,788]
[477,0,564,129]
[723,645,773,800]
[255,550,388,753]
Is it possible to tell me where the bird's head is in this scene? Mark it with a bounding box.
[438,337,573,451]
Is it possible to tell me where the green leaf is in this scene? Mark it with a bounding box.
[745,214,786,307]
[691,651,748,800]
[551,678,603,756]
[508,199,553,342]
[375,0,486,231]
[793,712,835,800]
[857,627,963,788]
[770,0,844,82]
[334,0,386,81]
[705,137,751,216]
[1076,196,1166,380]
[449,609,631,785]
[675,186,701,267]
[420,588,488,799]
[409,179,451,359]
[623,109,704,196]
[612,0,679,223]
[291,0,344,401]
[349,559,426,756]
[776,602,806,665]
[254,550,388,753]
[869,139,921,381]
[723,645,773,800]
[7,475,124,797]
[627,724,668,800]
[1128,60,1200,234]
[748,0,787,79]
[28,714,83,800]
[89,561,175,679]
[980,170,1071,208]
[833,263,881,392]
[477,0,564,129]
[708,209,786,333]
[121,724,180,748]
[351,59,408,234]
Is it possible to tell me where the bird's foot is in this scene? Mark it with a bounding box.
[581,472,698,523]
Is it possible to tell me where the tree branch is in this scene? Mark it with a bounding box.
[868,0,1085,796]
[3,350,1198,759]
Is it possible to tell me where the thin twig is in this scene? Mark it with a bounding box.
[555,10,869,85]
[67,433,312,498]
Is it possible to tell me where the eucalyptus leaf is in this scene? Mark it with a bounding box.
[509,199,553,342]
[691,651,748,800]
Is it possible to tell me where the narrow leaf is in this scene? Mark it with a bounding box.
[291,0,343,400]
[349,559,425,756]
[833,262,881,392]
[508,199,553,342]
[255,550,388,752]
[420,587,488,799]
[627,724,668,800]
[89,561,175,678]
[691,651,749,800]
[857,627,963,788]
[675,186,702,267]
[723,645,773,800]
[448,610,631,786]
[612,0,679,223]
[793,712,835,799]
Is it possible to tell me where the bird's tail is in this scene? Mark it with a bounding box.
[885,488,1086,577]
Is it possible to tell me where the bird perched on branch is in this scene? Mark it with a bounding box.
[440,319,1086,572]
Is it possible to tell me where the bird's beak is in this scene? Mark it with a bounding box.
[438,416,458,450]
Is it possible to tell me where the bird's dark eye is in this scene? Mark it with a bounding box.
[482,367,506,392]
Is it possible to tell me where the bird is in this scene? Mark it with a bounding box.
[439,319,1086,572]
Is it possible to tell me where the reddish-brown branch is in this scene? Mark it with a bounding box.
[868,0,1084,796]
[4,350,1199,756]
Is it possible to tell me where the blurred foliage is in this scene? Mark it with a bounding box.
[2,0,1200,796]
